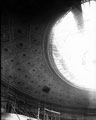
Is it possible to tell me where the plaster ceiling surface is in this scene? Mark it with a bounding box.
[1,0,96,109]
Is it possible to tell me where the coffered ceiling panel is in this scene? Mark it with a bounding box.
[1,0,96,111]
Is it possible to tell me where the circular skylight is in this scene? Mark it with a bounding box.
[48,1,96,91]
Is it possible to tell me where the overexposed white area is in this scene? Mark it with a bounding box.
[1,113,37,120]
[50,1,96,91]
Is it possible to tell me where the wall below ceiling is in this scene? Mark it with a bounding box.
[1,81,96,119]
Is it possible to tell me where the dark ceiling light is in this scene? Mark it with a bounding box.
[42,86,50,94]
[47,0,96,91]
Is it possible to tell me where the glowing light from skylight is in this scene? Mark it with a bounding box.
[49,1,96,91]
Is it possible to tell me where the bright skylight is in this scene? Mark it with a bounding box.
[50,1,96,91]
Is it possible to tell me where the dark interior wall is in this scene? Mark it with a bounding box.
[1,81,96,119]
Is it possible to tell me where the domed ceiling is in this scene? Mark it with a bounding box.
[1,0,96,111]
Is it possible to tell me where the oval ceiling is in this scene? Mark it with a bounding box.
[1,0,96,109]
[48,1,96,91]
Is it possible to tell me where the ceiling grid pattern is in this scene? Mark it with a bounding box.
[1,12,95,108]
